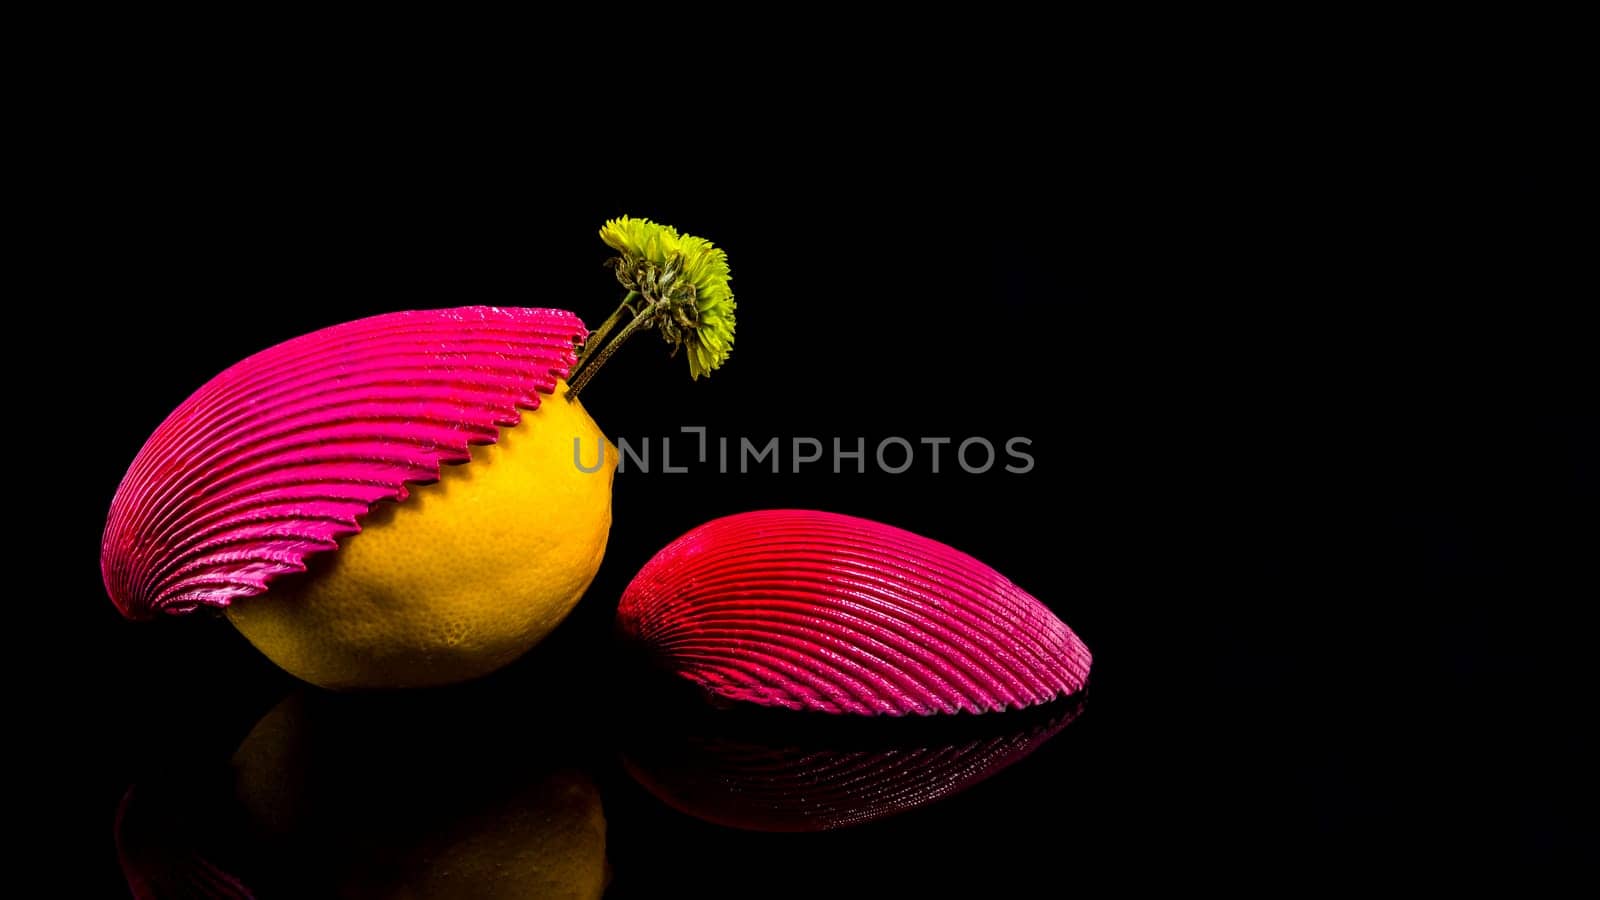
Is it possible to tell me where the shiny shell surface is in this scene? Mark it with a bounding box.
[102,306,586,620]
[617,510,1092,716]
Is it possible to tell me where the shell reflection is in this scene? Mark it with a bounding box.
[623,697,1084,831]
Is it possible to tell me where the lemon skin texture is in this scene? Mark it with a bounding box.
[226,381,616,689]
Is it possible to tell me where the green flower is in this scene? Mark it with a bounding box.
[599,216,736,379]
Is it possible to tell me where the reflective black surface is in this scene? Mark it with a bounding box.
[111,637,1096,898]
[42,139,1591,893]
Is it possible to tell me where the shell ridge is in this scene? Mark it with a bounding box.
[618,509,1093,716]
[102,307,585,619]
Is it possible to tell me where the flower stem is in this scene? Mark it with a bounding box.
[568,305,656,397]
[576,290,639,366]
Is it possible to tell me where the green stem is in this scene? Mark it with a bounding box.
[568,306,656,396]
[576,290,638,365]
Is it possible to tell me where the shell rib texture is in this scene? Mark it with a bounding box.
[617,510,1092,716]
[102,306,586,620]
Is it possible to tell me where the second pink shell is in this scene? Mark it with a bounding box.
[617,510,1092,716]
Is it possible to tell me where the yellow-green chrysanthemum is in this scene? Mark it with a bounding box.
[598,216,735,379]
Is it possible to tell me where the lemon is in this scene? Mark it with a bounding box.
[226,380,616,689]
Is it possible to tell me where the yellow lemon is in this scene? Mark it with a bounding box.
[226,381,616,689]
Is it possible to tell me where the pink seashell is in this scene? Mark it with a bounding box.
[623,701,1083,831]
[102,306,586,620]
[617,510,1092,716]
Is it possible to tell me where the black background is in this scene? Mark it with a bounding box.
[36,107,1592,895]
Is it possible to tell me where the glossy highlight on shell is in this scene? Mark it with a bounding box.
[617,510,1092,716]
[623,700,1083,831]
[102,307,586,620]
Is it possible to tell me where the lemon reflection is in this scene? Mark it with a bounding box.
[119,685,606,899]
[232,690,607,899]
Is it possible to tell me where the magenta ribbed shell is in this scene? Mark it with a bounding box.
[617,510,1092,716]
[102,306,586,620]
